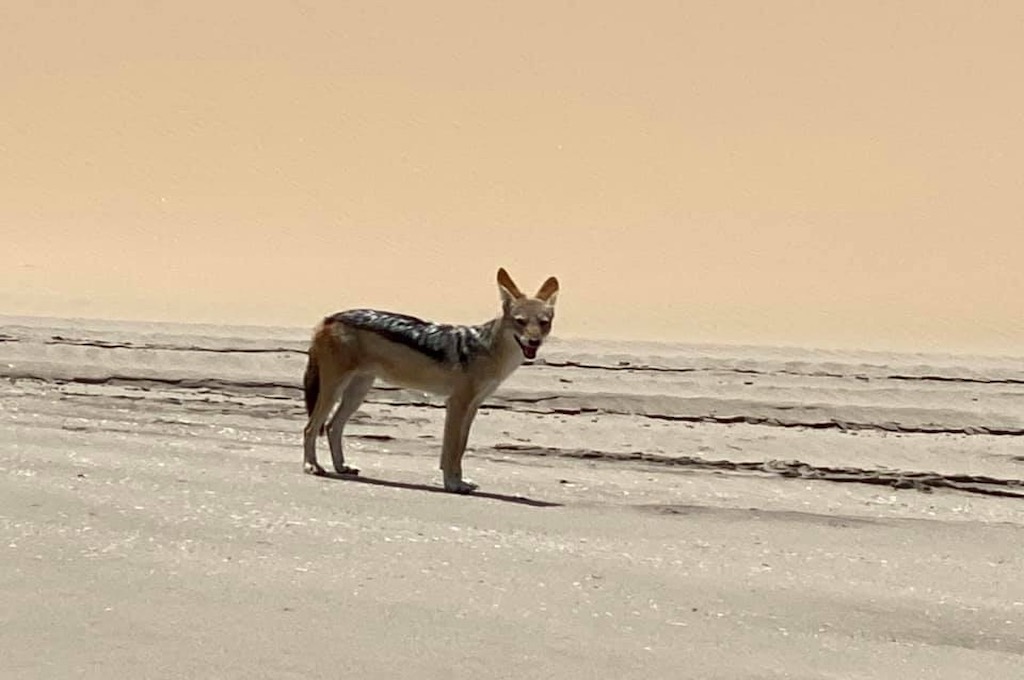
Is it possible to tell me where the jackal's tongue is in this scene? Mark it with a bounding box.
[521,344,538,360]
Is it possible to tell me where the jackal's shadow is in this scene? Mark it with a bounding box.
[318,472,563,508]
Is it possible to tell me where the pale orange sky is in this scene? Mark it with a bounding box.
[2,2,1022,355]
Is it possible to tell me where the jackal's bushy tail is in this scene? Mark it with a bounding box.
[303,349,319,417]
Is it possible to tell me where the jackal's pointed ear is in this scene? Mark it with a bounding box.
[535,276,559,306]
[497,267,524,310]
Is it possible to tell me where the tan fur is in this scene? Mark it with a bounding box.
[302,267,559,493]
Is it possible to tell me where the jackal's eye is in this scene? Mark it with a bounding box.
[538,318,551,329]
[513,316,528,327]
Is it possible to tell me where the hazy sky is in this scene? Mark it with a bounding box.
[3,2,1022,354]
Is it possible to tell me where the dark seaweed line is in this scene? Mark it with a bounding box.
[541,360,1024,386]
[491,444,1024,499]
[6,372,300,393]
[630,410,1024,437]
[44,336,307,355]
[887,374,1024,386]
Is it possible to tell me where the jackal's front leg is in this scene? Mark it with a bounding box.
[440,392,481,494]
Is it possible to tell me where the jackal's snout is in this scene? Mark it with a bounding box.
[516,333,543,360]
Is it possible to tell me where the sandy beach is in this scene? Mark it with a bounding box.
[5,1,1024,677]
[1,315,1021,679]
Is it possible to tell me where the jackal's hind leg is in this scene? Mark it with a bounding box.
[304,374,351,476]
[327,375,374,475]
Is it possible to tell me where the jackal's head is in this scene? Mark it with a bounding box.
[497,267,559,360]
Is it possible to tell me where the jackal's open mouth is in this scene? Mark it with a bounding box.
[515,337,538,360]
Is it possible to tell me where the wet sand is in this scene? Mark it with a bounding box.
[2,316,1022,679]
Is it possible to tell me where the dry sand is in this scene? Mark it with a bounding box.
[2,315,1022,679]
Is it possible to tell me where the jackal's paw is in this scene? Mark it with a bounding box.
[303,462,326,476]
[443,476,479,494]
[334,464,360,476]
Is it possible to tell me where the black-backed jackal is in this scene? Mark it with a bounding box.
[302,268,559,493]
